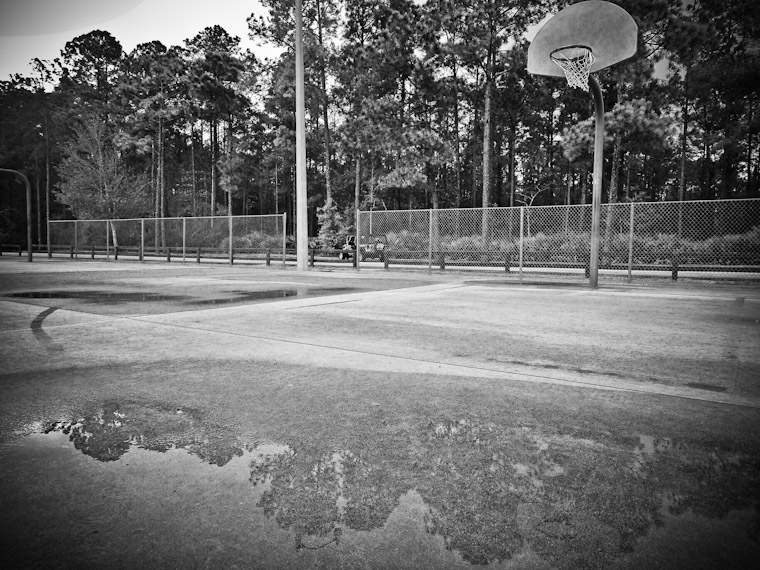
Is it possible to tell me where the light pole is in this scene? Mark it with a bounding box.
[294,0,308,271]
[0,168,33,262]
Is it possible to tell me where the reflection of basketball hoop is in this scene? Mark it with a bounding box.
[550,46,595,91]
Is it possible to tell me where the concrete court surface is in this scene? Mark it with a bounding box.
[2,256,756,405]
[1,256,759,569]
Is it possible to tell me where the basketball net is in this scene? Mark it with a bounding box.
[550,46,595,92]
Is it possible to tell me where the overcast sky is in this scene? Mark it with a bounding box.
[0,0,274,81]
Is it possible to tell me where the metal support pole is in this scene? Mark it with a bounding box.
[182,217,187,263]
[106,220,110,261]
[282,212,287,269]
[229,214,233,265]
[294,0,308,271]
[428,209,433,273]
[519,207,524,283]
[588,75,605,289]
[74,220,78,260]
[140,218,145,262]
[355,210,361,271]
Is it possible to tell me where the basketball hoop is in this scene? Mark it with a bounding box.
[550,46,595,91]
[527,1,638,288]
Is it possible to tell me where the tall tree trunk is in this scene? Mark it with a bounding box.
[34,157,41,244]
[482,79,492,209]
[453,60,462,209]
[44,111,50,248]
[509,126,515,208]
[211,118,218,216]
[472,102,479,206]
[226,117,233,215]
[679,69,689,204]
[747,92,754,196]
[158,115,165,248]
[579,167,587,233]
[482,79,492,241]
[603,134,622,262]
[158,115,165,215]
[316,0,332,204]
[354,156,361,230]
[609,134,622,204]
[191,124,197,216]
[153,140,159,250]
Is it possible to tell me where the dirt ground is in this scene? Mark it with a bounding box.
[1,257,758,569]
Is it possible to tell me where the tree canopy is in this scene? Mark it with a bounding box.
[0,0,757,244]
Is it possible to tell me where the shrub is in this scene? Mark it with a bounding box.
[378,225,760,267]
[220,231,283,250]
[386,230,428,251]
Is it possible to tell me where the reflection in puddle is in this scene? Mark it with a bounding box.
[6,404,757,569]
[685,382,727,392]
[45,401,245,465]
[190,287,360,305]
[190,289,300,304]
[7,431,482,570]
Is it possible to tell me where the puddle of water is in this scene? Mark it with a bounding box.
[2,430,495,570]
[189,289,300,304]
[8,290,189,304]
[7,287,359,306]
[629,434,750,485]
[186,287,360,305]
[5,406,756,570]
[685,382,727,392]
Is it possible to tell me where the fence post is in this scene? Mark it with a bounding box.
[355,210,361,272]
[627,203,635,282]
[182,218,187,263]
[74,220,78,260]
[282,212,287,269]
[140,218,145,262]
[229,215,233,265]
[428,209,433,273]
[519,207,524,283]
[105,220,109,261]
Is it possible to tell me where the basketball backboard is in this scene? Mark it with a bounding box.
[527,1,638,78]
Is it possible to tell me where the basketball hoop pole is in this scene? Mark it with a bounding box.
[588,75,604,288]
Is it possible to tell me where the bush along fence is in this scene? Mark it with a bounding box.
[356,199,760,280]
[47,214,288,267]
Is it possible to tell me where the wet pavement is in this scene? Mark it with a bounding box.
[1,258,759,569]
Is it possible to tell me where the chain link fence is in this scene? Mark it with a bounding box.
[357,199,760,280]
[45,202,760,280]
[48,214,287,266]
